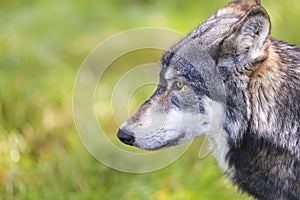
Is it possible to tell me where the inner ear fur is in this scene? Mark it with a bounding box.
[222,6,271,63]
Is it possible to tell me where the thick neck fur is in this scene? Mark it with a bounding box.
[219,39,300,199]
[249,40,300,156]
[221,39,300,155]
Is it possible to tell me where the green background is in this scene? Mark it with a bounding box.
[1,0,300,199]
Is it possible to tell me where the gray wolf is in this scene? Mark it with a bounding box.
[117,0,300,199]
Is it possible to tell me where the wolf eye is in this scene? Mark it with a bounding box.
[175,81,184,90]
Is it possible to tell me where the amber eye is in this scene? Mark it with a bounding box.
[175,81,184,90]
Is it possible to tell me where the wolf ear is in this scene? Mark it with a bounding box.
[223,6,270,63]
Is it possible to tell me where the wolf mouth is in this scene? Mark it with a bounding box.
[118,127,188,151]
[135,133,187,151]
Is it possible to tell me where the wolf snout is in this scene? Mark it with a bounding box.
[117,128,135,146]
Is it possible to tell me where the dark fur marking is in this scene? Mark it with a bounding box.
[161,51,174,67]
[170,95,180,108]
[227,132,300,200]
[164,53,211,97]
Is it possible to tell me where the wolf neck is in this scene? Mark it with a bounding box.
[223,40,300,150]
[220,40,300,176]
[205,78,250,175]
[221,41,282,146]
[215,42,282,172]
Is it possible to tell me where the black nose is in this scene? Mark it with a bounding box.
[117,129,135,146]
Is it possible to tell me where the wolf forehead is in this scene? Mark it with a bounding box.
[161,51,206,80]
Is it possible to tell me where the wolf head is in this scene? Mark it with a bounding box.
[118,0,271,150]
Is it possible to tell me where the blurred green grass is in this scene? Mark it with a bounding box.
[1,0,300,199]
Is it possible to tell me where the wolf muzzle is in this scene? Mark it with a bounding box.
[117,128,135,146]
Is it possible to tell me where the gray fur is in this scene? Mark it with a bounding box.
[118,0,300,199]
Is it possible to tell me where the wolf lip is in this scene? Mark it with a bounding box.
[117,129,135,146]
